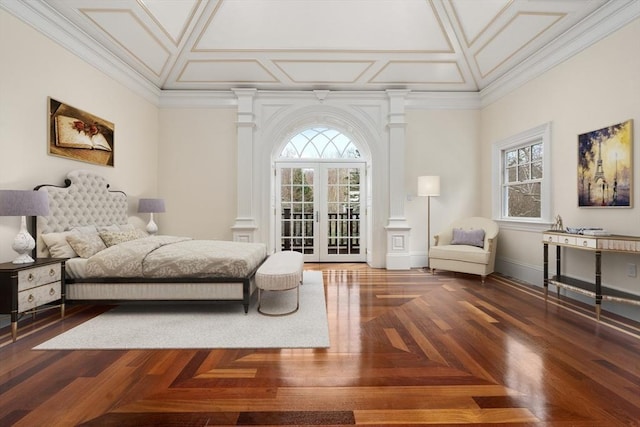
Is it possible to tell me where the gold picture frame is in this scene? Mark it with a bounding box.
[48,97,114,167]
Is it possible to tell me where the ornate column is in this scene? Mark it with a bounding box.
[231,88,258,242]
[385,90,411,269]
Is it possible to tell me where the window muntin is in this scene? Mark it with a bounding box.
[280,127,361,159]
[503,142,543,218]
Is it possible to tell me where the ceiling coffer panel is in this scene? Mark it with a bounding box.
[178,60,278,83]
[273,61,374,84]
[81,9,172,76]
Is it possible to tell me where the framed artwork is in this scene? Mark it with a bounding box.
[578,119,633,207]
[48,97,114,167]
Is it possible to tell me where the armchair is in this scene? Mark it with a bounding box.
[428,217,499,283]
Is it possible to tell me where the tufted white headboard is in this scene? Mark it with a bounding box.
[34,170,128,257]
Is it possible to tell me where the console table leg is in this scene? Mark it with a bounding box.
[543,243,549,299]
[595,250,602,321]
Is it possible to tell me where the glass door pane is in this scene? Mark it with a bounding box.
[276,165,318,260]
[320,164,365,262]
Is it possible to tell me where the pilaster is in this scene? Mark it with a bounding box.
[231,88,258,242]
[385,90,411,269]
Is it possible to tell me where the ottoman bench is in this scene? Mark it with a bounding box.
[255,251,304,316]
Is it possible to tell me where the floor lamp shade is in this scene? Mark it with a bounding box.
[138,198,165,235]
[417,176,440,197]
[0,190,50,263]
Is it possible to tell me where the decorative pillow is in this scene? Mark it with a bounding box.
[69,225,98,234]
[66,233,107,258]
[99,229,145,247]
[98,223,135,233]
[42,230,80,258]
[451,228,485,248]
[97,224,120,232]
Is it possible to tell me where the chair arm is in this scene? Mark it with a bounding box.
[486,237,494,251]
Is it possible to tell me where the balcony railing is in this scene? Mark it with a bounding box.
[281,208,360,254]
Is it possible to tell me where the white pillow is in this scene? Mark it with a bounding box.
[97,223,135,232]
[42,230,80,258]
[69,225,98,234]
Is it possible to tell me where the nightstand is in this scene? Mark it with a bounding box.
[0,258,66,342]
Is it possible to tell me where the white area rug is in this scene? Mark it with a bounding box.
[35,271,329,350]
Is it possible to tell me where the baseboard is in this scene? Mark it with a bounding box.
[496,256,640,323]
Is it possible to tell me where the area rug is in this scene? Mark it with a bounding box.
[34,271,329,350]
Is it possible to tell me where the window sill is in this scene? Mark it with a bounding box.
[495,219,553,233]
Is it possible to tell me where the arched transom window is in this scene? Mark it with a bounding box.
[280,127,361,159]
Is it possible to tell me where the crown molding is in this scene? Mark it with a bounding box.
[0,0,160,105]
[480,0,640,107]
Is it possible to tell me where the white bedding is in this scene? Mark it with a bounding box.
[65,257,88,280]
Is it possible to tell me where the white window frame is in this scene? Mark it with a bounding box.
[492,122,552,231]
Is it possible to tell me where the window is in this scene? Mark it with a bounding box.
[280,127,360,159]
[492,123,551,225]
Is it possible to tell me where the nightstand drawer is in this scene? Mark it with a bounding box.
[18,264,61,291]
[18,281,62,311]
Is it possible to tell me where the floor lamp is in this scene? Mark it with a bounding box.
[417,176,440,269]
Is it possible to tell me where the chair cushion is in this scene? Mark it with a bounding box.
[429,244,490,265]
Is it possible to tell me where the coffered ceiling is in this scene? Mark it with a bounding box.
[4,0,639,96]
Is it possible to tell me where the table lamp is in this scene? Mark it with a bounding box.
[0,190,50,263]
[138,198,165,235]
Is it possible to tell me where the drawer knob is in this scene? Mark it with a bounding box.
[49,288,55,296]
[548,237,552,242]
[564,238,569,244]
[27,294,34,303]
[49,268,55,277]
[583,241,588,247]
[28,273,34,282]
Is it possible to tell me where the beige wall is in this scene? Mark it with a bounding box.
[481,18,640,317]
[0,10,159,263]
[405,109,481,262]
[158,108,237,240]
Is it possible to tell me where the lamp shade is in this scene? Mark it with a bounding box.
[138,198,165,213]
[0,190,50,216]
[417,176,440,197]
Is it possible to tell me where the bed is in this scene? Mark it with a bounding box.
[33,170,267,313]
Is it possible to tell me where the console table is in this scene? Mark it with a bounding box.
[542,231,640,320]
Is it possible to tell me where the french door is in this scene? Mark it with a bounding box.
[275,162,366,262]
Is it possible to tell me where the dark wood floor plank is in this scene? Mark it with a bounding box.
[1,265,639,426]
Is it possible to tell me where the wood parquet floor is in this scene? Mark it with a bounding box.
[1,264,639,426]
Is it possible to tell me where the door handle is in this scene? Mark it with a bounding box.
[316,211,319,222]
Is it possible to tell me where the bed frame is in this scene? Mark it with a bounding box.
[33,170,262,313]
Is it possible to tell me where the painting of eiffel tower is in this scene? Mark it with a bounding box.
[578,119,633,207]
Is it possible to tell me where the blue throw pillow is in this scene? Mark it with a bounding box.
[451,228,485,248]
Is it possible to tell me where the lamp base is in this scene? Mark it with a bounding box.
[146,213,158,235]
[12,253,35,264]
[12,217,36,264]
